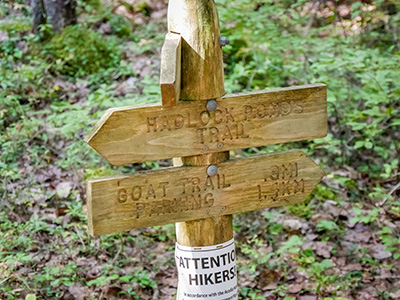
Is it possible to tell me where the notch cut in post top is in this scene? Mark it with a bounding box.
[160,32,182,107]
[167,0,225,100]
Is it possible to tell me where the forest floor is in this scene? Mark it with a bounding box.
[0,0,399,299]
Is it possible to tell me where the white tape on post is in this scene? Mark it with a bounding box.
[175,239,238,300]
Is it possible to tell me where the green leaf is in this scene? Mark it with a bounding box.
[365,141,373,149]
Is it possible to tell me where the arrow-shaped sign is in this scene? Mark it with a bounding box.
[87,150,324,236]
[85,84,327,165]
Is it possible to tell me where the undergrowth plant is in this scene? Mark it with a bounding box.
[1,0,400,298]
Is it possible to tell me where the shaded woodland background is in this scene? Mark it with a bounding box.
[0,0,399,299]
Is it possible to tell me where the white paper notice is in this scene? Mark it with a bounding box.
[175,238,238,300]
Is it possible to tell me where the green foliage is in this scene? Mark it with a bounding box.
[0,20,30,35]
[1,0,400,298]
[43,25,122,76]
[377,227,400,259]
[350,207,381,224]
[107,14,133,37]
[317,220,345,240]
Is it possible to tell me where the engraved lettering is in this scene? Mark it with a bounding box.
[209,127,220,143]
[270,166,280,180]
[150,200,163,216]
[160,115,171,131]
[294,179,305,194]
[180,178,189,194]
[222,125,233,141]
[217,174,231,189]
[159,182,169,197]
[293,100,303,113]
[280,181,291,195]
[238,123,249,138]
[205,176,215,190]
[136,203,145,218]
[270,163,298,180]
[281,163,298,179]
[174,114,184,129]
[269,103,280,118]
[281,102,291,116]
[163,200,172,214]
[200,111,210,126]
[225,108,235,123]
[214,109,223,124]
[191,194,201,210]
[197,128,207,144]
[132,186,142,201]
[118,189,127,203]
[203,193,214,207]
[272,182,279,201]
[146,184,156,199]
[191,177,201,193]
[244,105,253,121]
[257,104,266,119]
[187,112,196,128]
[147,117,157,133]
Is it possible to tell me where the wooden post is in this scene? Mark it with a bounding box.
[168,0,225,100]
[169,0,237,297]
[169,0,232,245]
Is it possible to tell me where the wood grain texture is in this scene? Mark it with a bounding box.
[160,32,182,107]
[167,0,225,100]
[86,150,325,236]
[175,152,232,247]
[176,215,233,247]
[85,84,327,165]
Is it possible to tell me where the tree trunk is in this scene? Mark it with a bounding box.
[31,0,46,33]
[32,0,77,33]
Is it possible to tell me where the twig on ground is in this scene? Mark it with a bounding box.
[378,181,400,207]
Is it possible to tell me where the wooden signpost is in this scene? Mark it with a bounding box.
[84,0,327,298]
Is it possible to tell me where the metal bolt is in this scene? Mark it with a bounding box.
[203,146,209,151]
[221,206,226,211]
[219,36,230,47]
[207,165,218,177]
[206,100,218,112]
[217,142,224,149]
[205,209,210,214]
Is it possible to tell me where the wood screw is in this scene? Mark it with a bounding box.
[207,165,218,177]
[206,100,218,112]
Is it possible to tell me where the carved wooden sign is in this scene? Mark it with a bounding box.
[87,150,324,236]
[85,84,327,166]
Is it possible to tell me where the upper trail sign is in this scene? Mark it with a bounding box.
[85,84,327,165]
[84,0,327,297]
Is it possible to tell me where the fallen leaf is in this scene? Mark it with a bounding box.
[314,242,333,258]
[289,282,303,293]
[0,30,8,42]
[299,295,317,300]
[68,285,87,300]
[257,269,280,291]
[367,244,392,260]
[344,230,371,243]
[56,181,73,198]
[283,219,303,231]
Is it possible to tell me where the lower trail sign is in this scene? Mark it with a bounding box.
[84,0,327,298]
[87,150,324,236]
